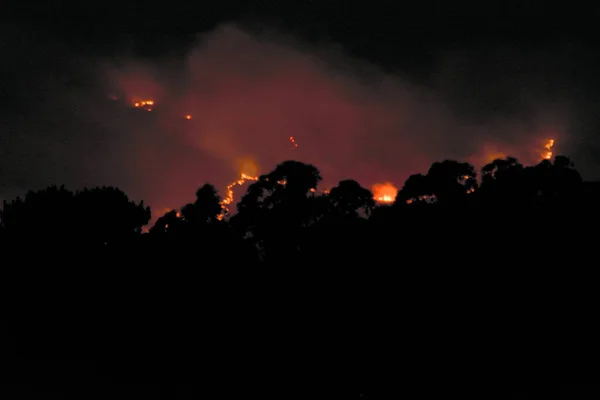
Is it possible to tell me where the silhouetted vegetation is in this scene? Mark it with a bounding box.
[1,155,597,397]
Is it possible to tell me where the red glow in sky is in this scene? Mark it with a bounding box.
[101,24,568,218]
[0,23,569,218]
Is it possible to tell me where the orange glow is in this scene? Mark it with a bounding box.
[371,182,398,204]
[406,194,434,204]
[219,172,259,218]
[133,99,154,111]
[185,114,192,120]
[542,139,555,160]
[160,208,181,218]
[289,136,298,148]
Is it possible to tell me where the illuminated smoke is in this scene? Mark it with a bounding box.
[0,22,584,219]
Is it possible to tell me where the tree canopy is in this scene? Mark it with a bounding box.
[0,154,596,398]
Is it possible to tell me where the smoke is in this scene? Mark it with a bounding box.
[0,22,594,218]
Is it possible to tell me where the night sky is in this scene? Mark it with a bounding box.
[2,2,600,216]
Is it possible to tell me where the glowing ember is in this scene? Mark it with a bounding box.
[161,208,181,218]
[133,99,154,111]
[289,136,298,148]
[219,172,259,218]
[406,194,435,204]
[185,114,192,120]
[372,182,398,203]
[542,139,555,160]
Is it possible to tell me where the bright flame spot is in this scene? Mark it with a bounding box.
[289,136,298,148]
[406,194,436,204]
[542,139,555,160]
[133,99,154,111]
[185,114,192,120]
[372,182,398,204]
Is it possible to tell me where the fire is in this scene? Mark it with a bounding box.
[542,139,555,160]
[219,172,259,219]
[289,136,298,148]
[185,114,192,120]
[406,194,436,204]
[133,99,154,111]
[372,182,398,204]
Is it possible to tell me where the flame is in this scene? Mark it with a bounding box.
[289,136,298,148]
[406,194,435,204]
[219,172,259,218]
[372,182,398,204]
[133,99,154,111]
[185,114,192,120]
[542,139,555,160]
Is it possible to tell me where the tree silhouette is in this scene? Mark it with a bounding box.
[480,156,525,200]
[327,179,375,218]
[426,159,477,203]
[75,186,151,247]
[234,160,322,263]
[180,183,223,225]
[0,185,149,250]
[396,173,432,204]
[0,153,595,398]
[1,185,75,244]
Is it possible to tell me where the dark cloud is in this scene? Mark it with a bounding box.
[1,22,597,219]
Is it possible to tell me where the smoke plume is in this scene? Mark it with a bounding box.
[1,22,592,218]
